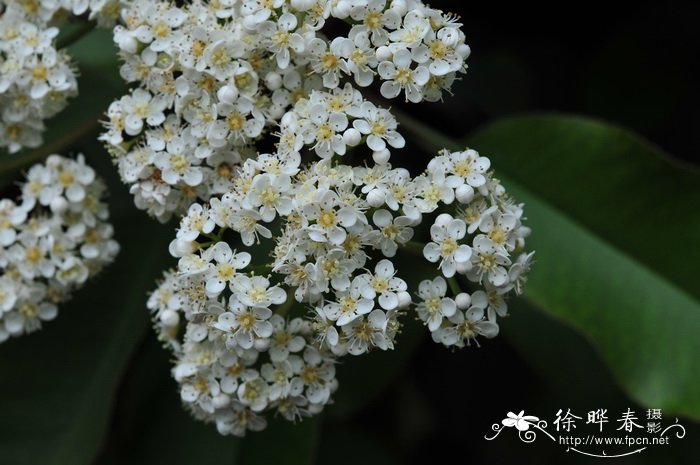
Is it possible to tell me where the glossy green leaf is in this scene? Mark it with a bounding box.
[398,113,700,418]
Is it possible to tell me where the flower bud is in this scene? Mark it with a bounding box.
[160,309,180,327]
[46,154,62,168]
[254,337,270,352]
[366,189,385,207]
[264,71,282,91]
[333,0,352,18]
[50,196,68,214]
[169,239,195,258]
[343,128,362,147]
[455,184,475,204]
[455,292,471,310]
[213,394,231,409]
[217,85,238,104]
[457,44,471,59]
[376,46,392,62]
[372,148,391,164]
[291,0,315,11]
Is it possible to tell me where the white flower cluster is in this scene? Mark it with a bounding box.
[146,145,532,436]
[0,154,119,342]
[99,0,470,221]
[0,0,122,153]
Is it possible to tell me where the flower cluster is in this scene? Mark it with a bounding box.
[147,144,532,436]
[99,0,470,221]
[0,154,119,342]
[0,0,122,153]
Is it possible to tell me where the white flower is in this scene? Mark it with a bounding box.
[343,309,392,355]
[307,37,350,89]
[324,283,374,326]
[356,259,407,310]
[352,101,405,152]
[121,89,167,136]
[231,275,287,308]
[449,149,491,188]
[469,235,511,286]
[423,216,472,278]
[367,209,413,257]
[268,316,307,362]
[301,104,349,158]
[259,13,305,69]
[435,305,500,347]
[203,242,252,296]
[246,173,294,221]
[378,49,429,102]
[237,373,269,412]
[214,298,274,349]
[416,276,457,331]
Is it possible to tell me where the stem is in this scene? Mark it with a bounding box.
[1,117,98,175]
[447,276,462,296]
[392,106,462,155]
[401,240,426,257]
[56,21,96,50]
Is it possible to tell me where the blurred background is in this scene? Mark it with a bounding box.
[0,1,698,464]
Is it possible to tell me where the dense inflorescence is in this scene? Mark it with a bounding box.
[99,0,470,221]
[0,154,119,342]
[0,0,122,153]
[147,146,533,435]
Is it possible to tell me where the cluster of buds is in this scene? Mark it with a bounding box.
[0,154,119,342]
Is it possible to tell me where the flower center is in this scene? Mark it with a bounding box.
[371,276,389,293]
[227,112,245,130]
[171,155,188,172]
[371,121,387,136]
[248,286,267,303]
[259,188,278,205]
[365,11,382,29]
[318,209,337,228]
[478,253,497,270]
[237,312,256,329]
[58,170,74,186]
[32,65,48,80]
[394,67,413,85]
[440,238,458,255]
[218,263,235,280]
[321,52,339,70]
[25,246,42,263]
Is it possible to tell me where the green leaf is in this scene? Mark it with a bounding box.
[0,214,172,465]
[398,112,700,419]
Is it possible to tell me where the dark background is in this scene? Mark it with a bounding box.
[318,1,700,463]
